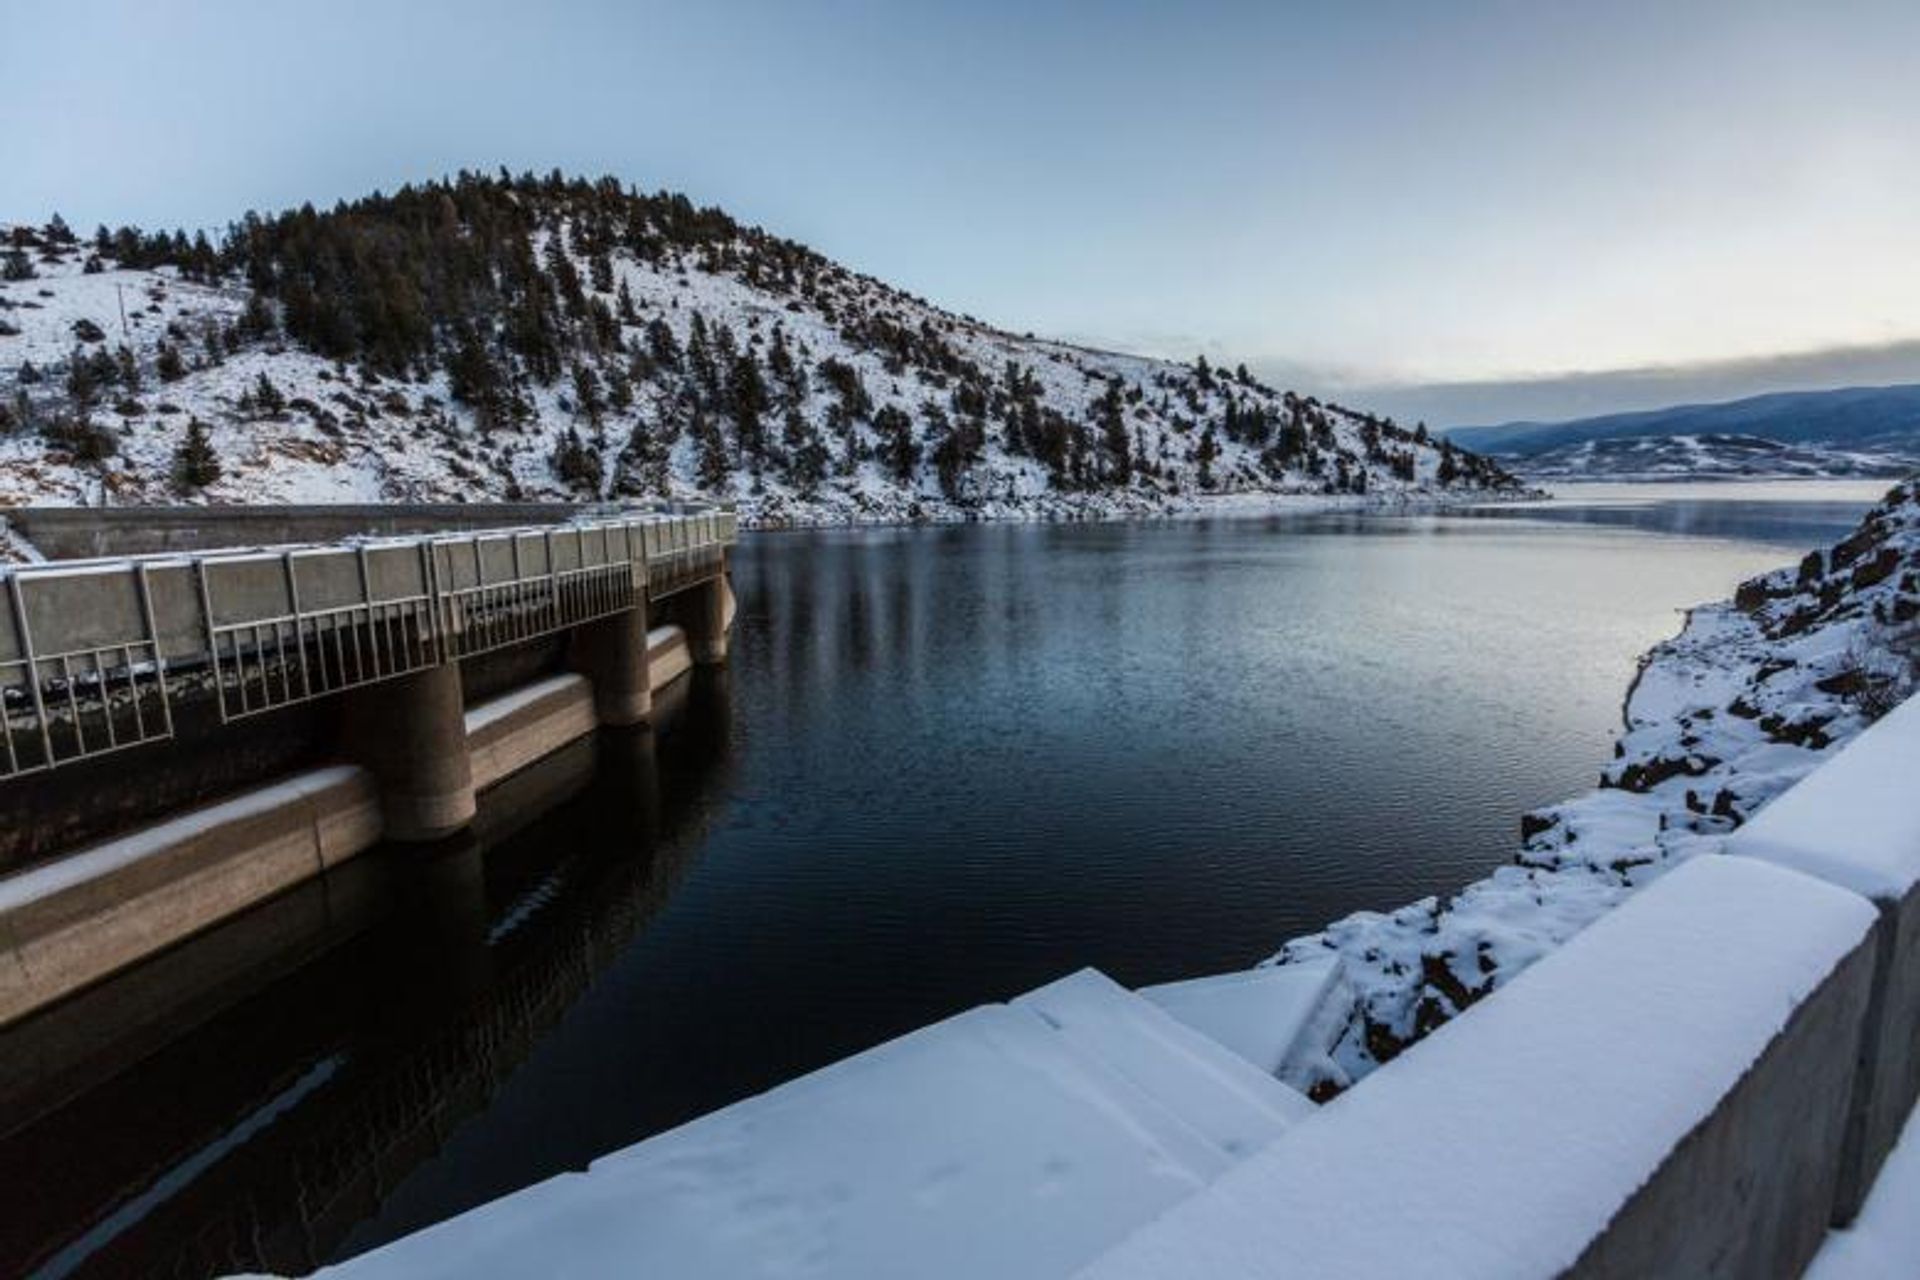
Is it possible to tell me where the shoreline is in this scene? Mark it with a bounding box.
[736,484,1543,534]
[1274,477,1919,1089]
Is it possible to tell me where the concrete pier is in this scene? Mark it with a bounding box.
[342,664,477,842]
[571,605,653,727]
[684,569,734,666]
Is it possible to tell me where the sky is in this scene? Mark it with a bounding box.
[6,0,1919,426]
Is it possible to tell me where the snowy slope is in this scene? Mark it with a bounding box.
[1509,432,1919,482]
[1271,478,1920,1087]
[0,185,1519,524]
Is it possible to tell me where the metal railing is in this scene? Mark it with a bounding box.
[0,506,737,777]
[204,546,442,723]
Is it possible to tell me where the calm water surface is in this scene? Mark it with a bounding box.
[0,480,1893,1277]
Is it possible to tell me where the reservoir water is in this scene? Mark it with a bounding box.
[0,480,1894,1278]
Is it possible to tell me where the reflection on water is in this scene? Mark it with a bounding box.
[0,481,1896,1277]
[1,678,734,1279]
[1479,479,1899,547]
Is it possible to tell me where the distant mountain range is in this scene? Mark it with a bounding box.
[1446,383,1920,480]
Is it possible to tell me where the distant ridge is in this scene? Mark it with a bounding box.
[1446,382,1920,458]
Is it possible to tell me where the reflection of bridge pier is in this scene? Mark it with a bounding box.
[0,677,737,1279]
[0,506,738,1025]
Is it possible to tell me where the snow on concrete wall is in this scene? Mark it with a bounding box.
[1081,855,1877,1280]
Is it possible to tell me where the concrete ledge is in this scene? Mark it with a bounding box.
[1081,856,1879,1280]
[1728,691,1920,1223]
[648,624,692,692]
[465,674,598,793]
[0,765,382,1025]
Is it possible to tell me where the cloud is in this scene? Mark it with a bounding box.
[1304,340,1920,429]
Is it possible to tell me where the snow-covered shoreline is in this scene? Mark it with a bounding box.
[736,484,1542,532]
[1273,476,1920,1091]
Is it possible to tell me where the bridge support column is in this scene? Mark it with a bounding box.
[685,565,734,667]
[571,604,652,727]
[341,662,476,842]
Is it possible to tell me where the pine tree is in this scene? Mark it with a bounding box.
[1196,424,1220,490]
[781,408,829,495]
[155,341,186,383]
[571,362,603,425]
[236,291,278,342]
[173,418,222,490]
[728,353,770,464]
[645,317,681,368]
[1094,383,1132,486]
[874,403,919,483]
[551,426,603,494]
[613,418,671,497]
[64,345,102,410]
[694,409,731,491]
[252,372,286,418]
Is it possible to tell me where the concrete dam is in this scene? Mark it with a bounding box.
[0,504,739,1027]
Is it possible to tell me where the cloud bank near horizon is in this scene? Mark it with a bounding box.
[1249,340,1920,430]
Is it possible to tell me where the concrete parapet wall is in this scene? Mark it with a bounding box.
[7,504,593,560]
[1082,855,1880,1280]
[1728,691,1920,1225]
[0,764,382,1025]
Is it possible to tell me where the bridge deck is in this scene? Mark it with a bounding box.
[0,507,737,780]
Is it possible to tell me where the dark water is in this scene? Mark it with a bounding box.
[0,480,1891,1278]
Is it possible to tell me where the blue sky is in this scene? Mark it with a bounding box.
[6,0,1918,424]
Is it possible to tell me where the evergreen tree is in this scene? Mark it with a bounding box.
[1094,383,1132,485]
[570,361,603,425]
[781,408,829,495]
[693,409,731,491]
[236,291,278,342]
[173,418,222,490]
[64,345,102,410]
[252,372,286,418]
[645,317,681,368]
[727,353,770,464]
[551,426,603,494]
[874,403,919,483]
[613,418,671,497]
[1196,424,1220,490]
[155,341,186,383]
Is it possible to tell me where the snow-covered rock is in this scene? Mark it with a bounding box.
[1086,855,1877,1280]
[1273,477,1920,1086]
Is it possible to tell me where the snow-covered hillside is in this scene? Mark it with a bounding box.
[1274,477,1920,1089]
[0,177,1518,523]
[1509,432,1919,482]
